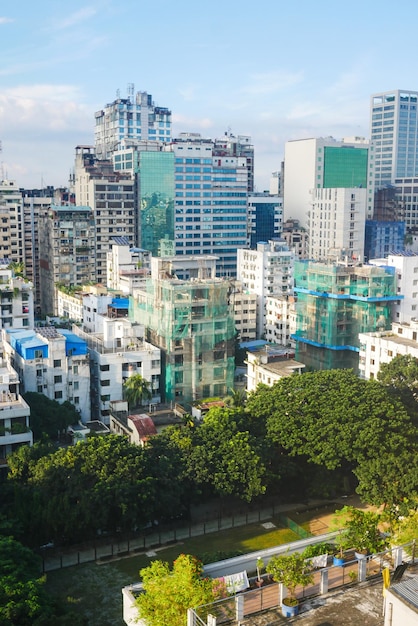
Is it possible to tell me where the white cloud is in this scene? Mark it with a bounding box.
[173,114,213,131]
[51,7,97,30]
[0,17,13,24]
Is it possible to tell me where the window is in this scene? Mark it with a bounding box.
[34,350,43,359]
[73,381,79,390]
[73,365,79,375]
[100,364,110,372]
[101,379,110,387]
[53,359,61,368]
[54,391,63,399]
[54,375,62,384]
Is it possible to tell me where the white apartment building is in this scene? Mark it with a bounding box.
[0,180,24,263]
[3,326,91,422]
[369,252,418,323]
[265,294,296,346]
[283,136,368,228]
[308,187,366,262]
[359,321,418,380]
[94,88,172,160]
[237,241,294,338]
[229,281,257,343]
[73,317,161,423]
[107,237,151,294]
[0,264,34,330]
[0,358,32,468]
[246,346,305,393]
[281,219,309,260]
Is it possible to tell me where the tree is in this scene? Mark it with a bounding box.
[7,261,25,278]
[224,388,247,408]
[123,374,152,410]
[23,392,79,441]
[245,369,418,506]
[137,554,221,626]
[377,354,418,420]
[393,509,418,552]
[332,506,387,555]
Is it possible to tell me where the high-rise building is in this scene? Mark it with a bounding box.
[237,241,294,339]
[308,187,367,262]
[369,90,418,194]
[169,133,249,277]
[38,204,96,315]
[283,137,368,228]
[0,180,24,264]
[94,87,172,160]
[247,193,283,248]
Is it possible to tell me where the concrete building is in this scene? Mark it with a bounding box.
[131,256,235,406]
[308,187,367,262]
[237,241,294,339]
[38,204,96,315]
[247,193,283,249]
[73,146,136,283]
[73,292,161,423]
[94,87,172,160]
[283,136,368,228]
[265,294,296,346]
[369,252,418,323]
[0,179,24,264]
[107,237,151,294]
[383,570,418,625]
[359,321,418,380]
[0,264,34,330]
[0,358,32,469]
[293,260,399,372]
[245,345,305,393]
[109,401,158,447]
[281,219,309,260]
[229,281,258,343]
[3,326,90,422]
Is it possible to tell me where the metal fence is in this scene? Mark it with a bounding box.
[39,503,312,572]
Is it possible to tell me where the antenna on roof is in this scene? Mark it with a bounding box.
[127,83,134,103]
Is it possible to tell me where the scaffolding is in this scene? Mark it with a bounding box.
[130,276,235,405]
[292,261,398,371]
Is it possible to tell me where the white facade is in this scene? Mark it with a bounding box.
[229,282,257,343]
[74,317,161,424]
[383,573,418,625]
[56,290,84,321]
[94,89,172,160]
[281,219,309,260]
[283,136,368,227]
[308,187,366,262]
[107,238,151,294]
[265,295,296,346]
[2,327,91,422]
[246,347,305,393]
[237,241,294,338]
[0,266,34,331]
[0,180,24,264]
[359,321,418,380]
[369,252,418,324]
[0,359,32,468]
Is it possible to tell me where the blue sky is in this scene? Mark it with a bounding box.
[1,0,418,190]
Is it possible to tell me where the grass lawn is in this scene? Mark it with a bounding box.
[44,506,332,625]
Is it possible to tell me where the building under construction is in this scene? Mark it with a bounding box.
[129,256,235,406]
[292,260,399,371]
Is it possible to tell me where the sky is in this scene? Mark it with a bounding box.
[2,0,418,191]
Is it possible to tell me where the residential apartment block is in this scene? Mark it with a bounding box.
[0,358,32,469]
[3,326,90,422]
[246,345,305,393]
[359,321,418,380]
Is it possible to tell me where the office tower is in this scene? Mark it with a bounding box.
[369,90,418,193]
[213,134,254,192]
[38,204,96,315]
[281,219,309,259]
[247,193,283,248]
[169,133,249,277]
[283,136,368,228]
[94,86,171,160]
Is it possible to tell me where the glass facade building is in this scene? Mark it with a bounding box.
[323,147,368,188]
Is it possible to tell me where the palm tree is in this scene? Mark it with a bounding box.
[123,374,152,410]
[7,261,26,278]
[224,388,247,408]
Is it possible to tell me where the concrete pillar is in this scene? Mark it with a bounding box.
[358,558,367,582]
[320,569,329,594]
[279,582,287,605]
[207,615,217,626]
[393,547,403,568]
[235,596,244,621]
[187,608,195,626]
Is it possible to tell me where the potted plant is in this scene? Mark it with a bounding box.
[331,506,353,566]
[255,556,264,587]
[341,506,387,559]
[266,551,314,617]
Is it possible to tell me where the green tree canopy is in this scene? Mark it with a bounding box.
[137,554,221,626]
[23,392,79,441]
[377,354,418,420]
